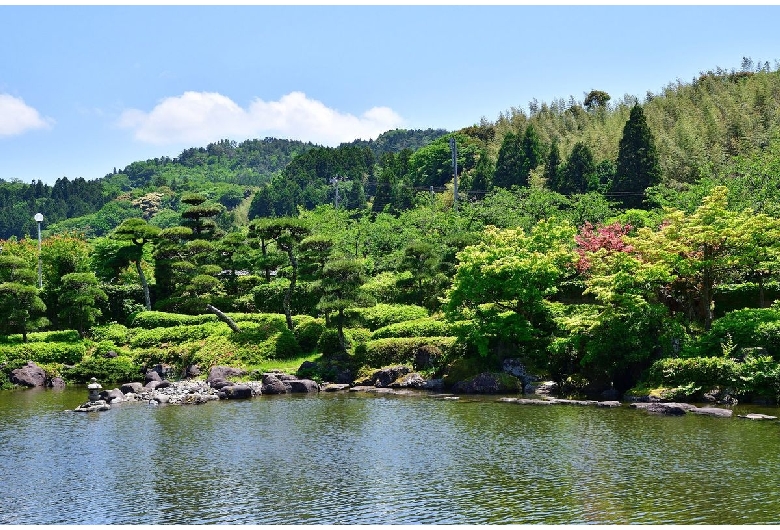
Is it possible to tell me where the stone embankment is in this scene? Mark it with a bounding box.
[95,366,321,407]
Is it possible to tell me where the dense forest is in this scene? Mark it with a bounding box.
[4,59,780,403]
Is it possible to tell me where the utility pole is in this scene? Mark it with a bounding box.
[330,176,340,209]
[34,212,43,288]
[450,137,458,212]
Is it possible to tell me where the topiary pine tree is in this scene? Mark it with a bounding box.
[613,104,661,209]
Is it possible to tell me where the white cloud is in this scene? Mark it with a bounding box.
[0,94,53,137]
[117,91,405,146]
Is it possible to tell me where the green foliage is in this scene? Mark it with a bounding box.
[360,336,460,368]
[129,322,230,348]
[63,355,141,384]
[317,328,343,357]
[292,316,325,353]
[371,317,453,339]
[345,303,429,331]
[0,341,86,365]
[274,328,302,359]
[695,308,780,358]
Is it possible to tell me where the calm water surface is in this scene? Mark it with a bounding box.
[1,386,779,524]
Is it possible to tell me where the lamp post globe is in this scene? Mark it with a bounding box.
[34,213,43,288]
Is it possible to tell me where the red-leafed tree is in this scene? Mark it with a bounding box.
[575,221,634,273]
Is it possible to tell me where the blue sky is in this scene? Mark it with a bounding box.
[1,5,779,185]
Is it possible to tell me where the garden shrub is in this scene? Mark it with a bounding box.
[251,279,320,316]
[129,311,218,329]
[346,328,371,347]
[345,303,428,331]
[371,317,453,339]
[361,337,460,368]
[63,355,141,384]
[292,316,325,353]
[317,328,343,357]
[694,308,780,358]
[647,356,741,391]
[129,322,228,348]
[0,342,86,365]
[90,324,131,345]
[274,328,302,359]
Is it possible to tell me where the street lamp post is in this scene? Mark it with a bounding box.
[34,213,43,289]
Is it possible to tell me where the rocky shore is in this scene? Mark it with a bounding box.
[7,360,780,422]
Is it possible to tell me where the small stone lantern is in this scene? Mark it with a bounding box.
[87,377,102,402]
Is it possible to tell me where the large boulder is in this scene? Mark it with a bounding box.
[144,370,162,384]
[287,379,320,393]
[207,366,246,384]
[10,362,47,388]
[120,382,144,394]
[48,377,66,389]
[221,385,253,400]
[261,373,289,395]
[389,372,427,389]
[452,372,520,394]
[101,388,126,403]
[372,366,411,388]
[183,364,201,379]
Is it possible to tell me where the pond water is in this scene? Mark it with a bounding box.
[1,386,779,524]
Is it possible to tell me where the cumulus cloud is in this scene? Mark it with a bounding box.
[117,91,404,146]
[0,94,53,137]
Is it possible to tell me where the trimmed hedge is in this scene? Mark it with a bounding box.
[63,355,141,384]
[359,336,460,368]
[345,304,429,331]
[0,342,86,365]
[129,322,230,348]
[371,317,453,339]
[129,311,219,329]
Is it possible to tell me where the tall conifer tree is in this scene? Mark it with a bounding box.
[613,104,661,208]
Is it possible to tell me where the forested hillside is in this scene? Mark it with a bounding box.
[5,59,780,402]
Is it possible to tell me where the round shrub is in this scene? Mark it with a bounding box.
[274,329,302,359]
[294,317,325,353]
[345,304,428,331]
[63,355,141,384]
[317,328,343,357]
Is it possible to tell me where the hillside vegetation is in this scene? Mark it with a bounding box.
[4,59,780,402]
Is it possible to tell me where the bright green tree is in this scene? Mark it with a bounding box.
[58,272,108,338]
[0,254,47,341]
[112,218,161,310]
[445,219,577,359]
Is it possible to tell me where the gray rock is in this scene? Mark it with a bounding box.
[210,380,234,390]
[738,413,778,420]
[144,370,162,384]
[528,381,559,395]
[184,364,201,379]
[145,380,162,390]
[389,372,427,389]
[74,400,110,412]
[10,362,47,388]
[452,372,520,394]
[287,379,319,393]
[261,374,289,395]
[372,366,411,388]
[120,382,144,394]
[323,383,351,392]
[422,379,444,391]
[502,358,526,378]
[101,388,125,403]
[690,407,733,418]
[48,377,66,389]
[221,385,253,399]
[631,402,697,415]
[207,366,246,383]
